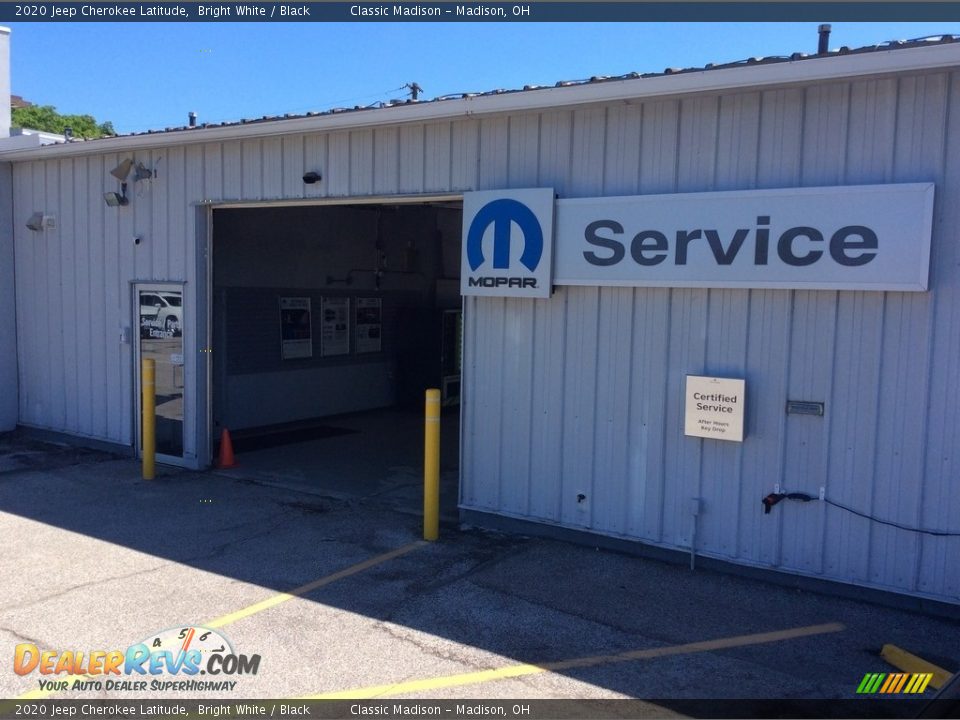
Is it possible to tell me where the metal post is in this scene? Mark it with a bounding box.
[142,358,156,480]
[423,388,441,541]
[689,497,701,570]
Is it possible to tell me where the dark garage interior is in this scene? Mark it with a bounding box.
[210,201,463,514]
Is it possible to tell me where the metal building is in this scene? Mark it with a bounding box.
[2,33,959,608]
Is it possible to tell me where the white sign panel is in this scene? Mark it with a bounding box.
[461,188,555,298]
[321,297,350,357]
[554,184,933,291]
[356,297,382,354]
[684,376,746,442]
[279,297,312,360]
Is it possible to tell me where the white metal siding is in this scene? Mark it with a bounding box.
[9,65,960,602]
[462,70,960,604]
[10,115,476,457]
[0,162,16,432]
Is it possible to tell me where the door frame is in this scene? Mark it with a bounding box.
[133,280,190,468]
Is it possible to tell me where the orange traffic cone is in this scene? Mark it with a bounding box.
[217,428,238,469]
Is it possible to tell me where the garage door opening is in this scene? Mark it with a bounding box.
[210,199,463,517]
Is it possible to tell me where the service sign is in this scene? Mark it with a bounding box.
[685,376,746,442]
[461,188,555,298]
[554,184,934,291]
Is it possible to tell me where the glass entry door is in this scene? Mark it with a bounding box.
[134,283,186,465]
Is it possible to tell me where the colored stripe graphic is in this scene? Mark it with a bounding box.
[879,674,896,693]
[858,672,934,694]
[890,673,906,693]
[915,673,933,693]
[892,673,910,693]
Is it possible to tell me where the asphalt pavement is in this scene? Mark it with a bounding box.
[1,432,958,717]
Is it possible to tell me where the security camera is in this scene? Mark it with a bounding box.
[302,171,322,184]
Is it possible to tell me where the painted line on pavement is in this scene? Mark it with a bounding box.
[305,622,846,699]
[13,540,427,701]
[204,540,426,629]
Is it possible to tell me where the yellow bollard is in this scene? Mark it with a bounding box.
[142,358,156,480]
[423,388,441,541]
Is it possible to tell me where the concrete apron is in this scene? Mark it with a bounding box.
[211,408,461,523]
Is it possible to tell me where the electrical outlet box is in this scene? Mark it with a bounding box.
[819,486,825,501]
[774,483,781,494]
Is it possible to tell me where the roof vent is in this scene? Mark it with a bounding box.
[818,24,832,54]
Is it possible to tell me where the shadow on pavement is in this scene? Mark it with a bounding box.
[1,427,959,715]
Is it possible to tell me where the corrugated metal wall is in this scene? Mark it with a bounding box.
[10,64,960,600]
[13,149,201,458]
[0,163,17,432]
[461,70,960,604]
[10,116,484,461]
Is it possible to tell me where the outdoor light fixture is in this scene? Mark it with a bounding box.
[106,158,138,206]
[302,171,322,184]
[105,158,153,210]
[25,212,56,231]
[104,184,129,207]
[25,212,45,231]
[110,158,134,181]
[133,161,153,182]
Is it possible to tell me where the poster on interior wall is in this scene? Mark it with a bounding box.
[279,297,313,360]
[355,298,382,354]
[321,296,350,357]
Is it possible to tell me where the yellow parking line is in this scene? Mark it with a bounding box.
[205,541,426,628]
[13,541,426,701]
[305,621,846,699]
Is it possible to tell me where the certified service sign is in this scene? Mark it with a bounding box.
[685,376,746,442]
[461,188,555,298]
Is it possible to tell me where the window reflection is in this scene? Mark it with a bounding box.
[139,289,184,458]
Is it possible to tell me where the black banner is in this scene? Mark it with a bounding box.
[1,2,960,23]
[1,698,957,719]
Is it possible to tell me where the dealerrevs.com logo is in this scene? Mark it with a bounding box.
[14,626,260,693]
[461,188,555,298]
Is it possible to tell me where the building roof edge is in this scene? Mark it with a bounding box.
[2,40,958,162]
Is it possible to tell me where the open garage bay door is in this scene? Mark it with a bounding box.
[210,200,462,512]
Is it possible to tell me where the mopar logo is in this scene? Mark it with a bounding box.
[467,198,544,272]
[461,188,555,298]
[467,277,538,288]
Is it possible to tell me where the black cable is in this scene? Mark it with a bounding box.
[821,498,960,537]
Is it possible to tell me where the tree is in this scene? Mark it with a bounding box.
[11,105,115,139]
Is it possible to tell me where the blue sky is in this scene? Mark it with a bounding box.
[8,21,960,134]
